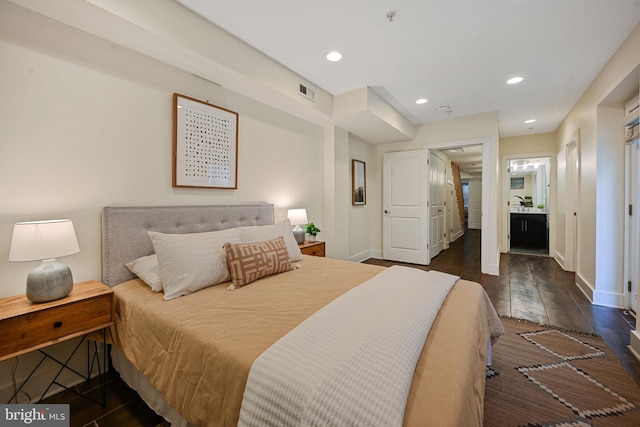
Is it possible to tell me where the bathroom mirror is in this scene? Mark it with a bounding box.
[509,157,550,211]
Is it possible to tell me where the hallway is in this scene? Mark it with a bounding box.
[364,229,640,385]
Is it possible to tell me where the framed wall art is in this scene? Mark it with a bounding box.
[352,159,366,205]
[510,177,524,189]
[173,93,239,189]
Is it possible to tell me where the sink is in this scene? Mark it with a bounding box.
[510,207,546,213]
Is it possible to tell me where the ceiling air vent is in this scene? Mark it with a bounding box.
[299,83,315,102]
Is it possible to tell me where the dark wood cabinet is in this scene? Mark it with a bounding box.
[510,213,547,248]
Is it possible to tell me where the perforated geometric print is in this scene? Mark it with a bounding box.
[173,93,238,188]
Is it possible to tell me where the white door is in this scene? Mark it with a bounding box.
[383,150,430,265]
[445,180,454,250]
[625,142,639,313]
[429,152,446,258]
[468,179,482,229]
[565,138,579,272]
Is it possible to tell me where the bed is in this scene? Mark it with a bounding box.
[102,203,504,427]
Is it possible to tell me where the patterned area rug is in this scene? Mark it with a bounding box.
[484,317,640,426]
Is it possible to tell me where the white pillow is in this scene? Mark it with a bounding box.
[237,220,303,262]
[148,228,242,300]
[125,254,163,292]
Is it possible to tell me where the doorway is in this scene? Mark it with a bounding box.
[431,142,485,263]
[506,156,551,256]
[382,137,496,274]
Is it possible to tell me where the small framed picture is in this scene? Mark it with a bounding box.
[510,177,524,189]
[352,159,366,205]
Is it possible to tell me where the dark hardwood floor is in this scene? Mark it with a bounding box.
[42,228,640,426]
[365,228,640,386]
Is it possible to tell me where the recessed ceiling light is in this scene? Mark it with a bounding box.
[415,98,428,105]
[507,76,524,85]
[437,105,450,111]
[326,51,342,62]
[524,119,536,124]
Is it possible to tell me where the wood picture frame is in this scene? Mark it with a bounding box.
[173,93,239,189]
[352,159,366,205]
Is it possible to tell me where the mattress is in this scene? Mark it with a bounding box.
[110,255,503,427]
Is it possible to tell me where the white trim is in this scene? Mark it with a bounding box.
[592,289,625,308]
[575,272,593,302]
[349,249,377,263]
[573,272,624,309]
[554,250,566,270]
[629,330,640,363]
[623,142,639,312]
[564,130,581,272]
[452,229,464,242]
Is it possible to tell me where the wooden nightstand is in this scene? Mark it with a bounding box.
[0,280,114,405]
[299,240,325,257]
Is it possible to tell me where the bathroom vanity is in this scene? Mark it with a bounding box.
[510,208,548,248]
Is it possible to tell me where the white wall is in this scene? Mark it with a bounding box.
[348,135,377,261]
[595,105,627,306]
[0,36,324,299]
[0,14,325,401]
[556,23,640,305]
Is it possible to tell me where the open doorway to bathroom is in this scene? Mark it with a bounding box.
[508,157,550,256]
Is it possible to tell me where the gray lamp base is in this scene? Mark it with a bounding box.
[26,258,74,303]
[292,228,305,244]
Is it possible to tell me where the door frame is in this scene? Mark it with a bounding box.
[624,141,639,313]
[424,137,496,275]
[500,152,555,256]
[429,151,447,259]
[564,132,580,272]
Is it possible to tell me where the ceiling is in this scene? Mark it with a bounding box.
[177,0,640,138]
[441,145,483,177]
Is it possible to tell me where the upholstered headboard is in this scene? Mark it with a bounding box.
[101,203,275,287]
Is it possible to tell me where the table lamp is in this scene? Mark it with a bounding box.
[287,208,308,244]
[9,219,80,303]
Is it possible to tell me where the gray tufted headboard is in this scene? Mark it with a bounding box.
[101,203,275,287]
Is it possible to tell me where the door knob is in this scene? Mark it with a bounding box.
[384,210,390,214]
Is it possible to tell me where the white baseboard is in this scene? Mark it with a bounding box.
[553,250,566,270]
[349,249,382,263]
[574,272,594,303]
[592,289,625,308]
[629,330,640,363]
[573,272,625,308]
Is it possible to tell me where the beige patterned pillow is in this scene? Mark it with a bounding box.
[225,236,293,289]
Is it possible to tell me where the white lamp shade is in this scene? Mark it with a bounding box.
[9,219,80,262]
[287,209,308,226]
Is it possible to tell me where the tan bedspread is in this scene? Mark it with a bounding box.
[111,256,503,427]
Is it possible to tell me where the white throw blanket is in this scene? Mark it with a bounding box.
[238,266,458,427]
